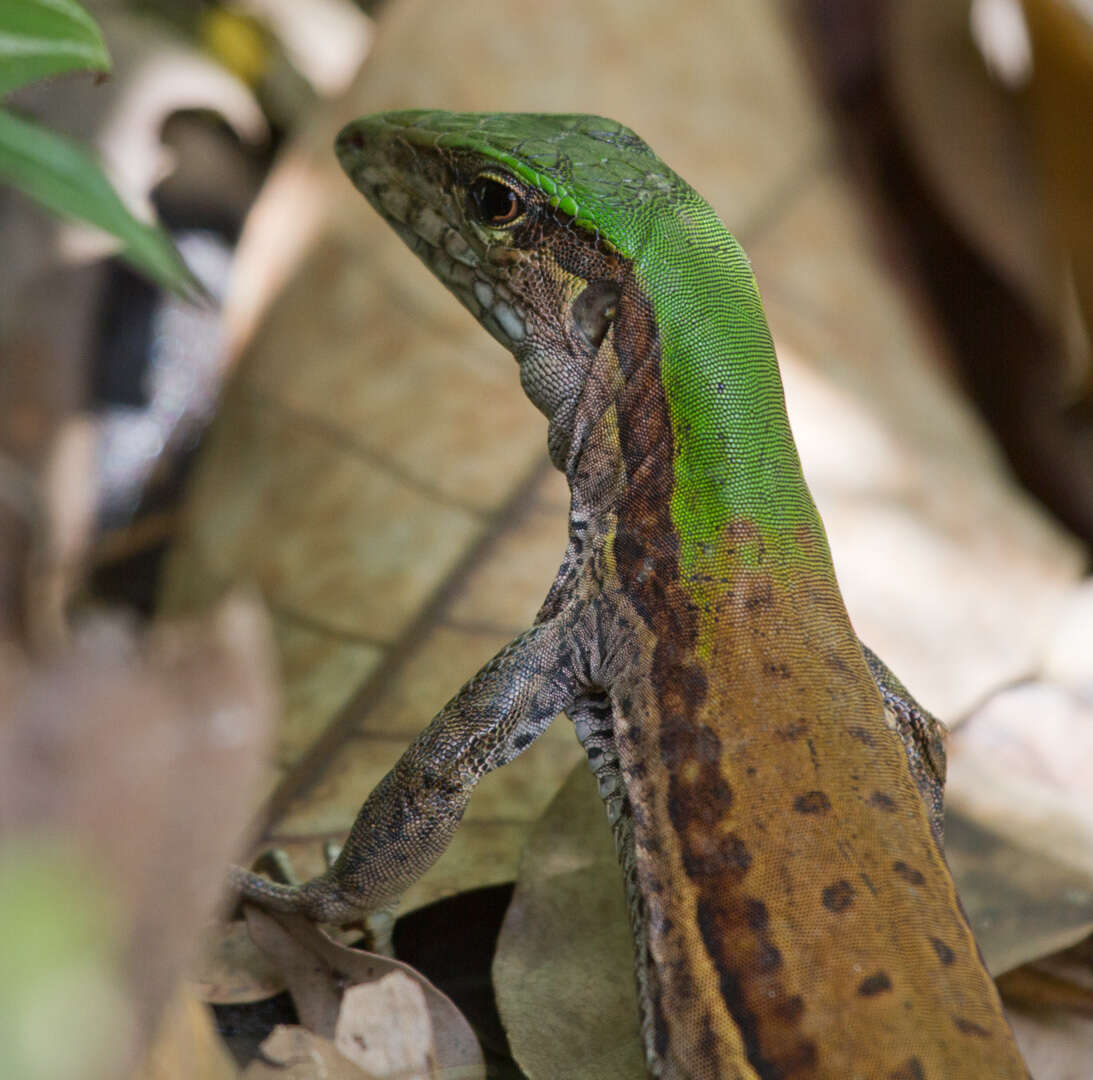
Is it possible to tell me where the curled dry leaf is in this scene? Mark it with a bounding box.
[242,1024,369,1079]
[334,974,432,1077]
[999,935,1093,1080]
[242,906,484,1078]
[190,919,288,1006]
[493,763,644,1080]
[946,680,1093,883]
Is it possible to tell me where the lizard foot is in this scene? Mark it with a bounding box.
[228,844,394,952]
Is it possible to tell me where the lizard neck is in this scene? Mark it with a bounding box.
[642,214,831,576]
[579,219,840,660]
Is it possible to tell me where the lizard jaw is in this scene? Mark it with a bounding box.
[335,118,530,352]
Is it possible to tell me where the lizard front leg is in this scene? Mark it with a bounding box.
[231,611,590,924]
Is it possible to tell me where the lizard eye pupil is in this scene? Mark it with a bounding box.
[469,176,523,226]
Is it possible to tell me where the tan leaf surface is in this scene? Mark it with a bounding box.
[242,1025,367,1079]
[242,907,485,1076]
[191,920,287,1006]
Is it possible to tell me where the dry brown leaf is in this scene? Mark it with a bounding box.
[334,974,433,1077]
[243,907,484,1077]
[242,1025,368,1079]
[998,958,1093,1018]
[946,680,1093,883]
[190,920,288,1006]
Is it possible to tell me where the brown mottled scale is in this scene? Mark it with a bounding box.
[232,112,1032,1080]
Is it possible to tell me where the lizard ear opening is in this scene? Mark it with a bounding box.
[572,279,621,351]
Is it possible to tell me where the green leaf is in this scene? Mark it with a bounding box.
[0,0,111,98]
[0,107,202,299]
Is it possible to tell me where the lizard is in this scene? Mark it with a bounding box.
[231,111,1030,1080]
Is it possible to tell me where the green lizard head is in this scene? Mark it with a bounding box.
[337,111,826,586]
[335,110,705,469]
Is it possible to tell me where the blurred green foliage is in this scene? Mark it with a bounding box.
[0,0,200,297]
[0,842,127,1080]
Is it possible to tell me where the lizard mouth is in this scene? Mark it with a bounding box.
[335,119,529,349]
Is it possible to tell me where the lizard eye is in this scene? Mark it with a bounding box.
[468,175,524,227]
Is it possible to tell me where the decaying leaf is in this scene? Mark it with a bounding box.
[190,919,288,1006]
[1000,936,1093,1080]
[242,1025,366,1079]
[334,974,432,1077]
[242,906,484,1078]
[945,813,1093,975]
[997,936,1093,1017]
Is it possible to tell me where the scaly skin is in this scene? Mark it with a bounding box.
[231,112,1029,1079]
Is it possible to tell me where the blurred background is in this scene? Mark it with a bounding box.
[1,1,1092,1077]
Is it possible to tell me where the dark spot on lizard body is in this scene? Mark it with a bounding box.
[857,972,893,997]
[679,831,752,882]
[889,1058,926,1080]
[745,898,769,930]
[931,937,955,966]
[822,879,855,913]
[744,580,774,611]
[847,725,876,747]
[869,790,898,811]
[775,995,805,1023]
[776,718,809,741]
[954,1016,993,1038]
[756,942,783,973]
[893,861,926,887]
[792,790,831,814]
